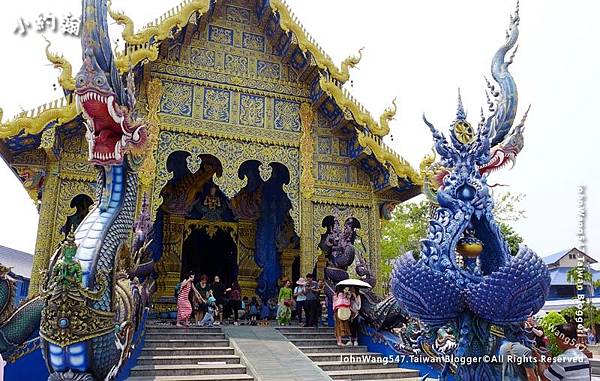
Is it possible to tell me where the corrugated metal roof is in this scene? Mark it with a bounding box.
[548,267,600,285]
[542,248,596,265]
[542,249,570,265]
[0,245,33,278]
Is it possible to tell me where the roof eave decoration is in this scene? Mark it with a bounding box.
[109,0,211,46]
[44,38,76,92]
[0,96,78,140]
[356,129,422,186]
[268,0,360,84]
[108,0,212,73]
[319,76,394,137]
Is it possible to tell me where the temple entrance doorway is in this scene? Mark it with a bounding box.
[181,225,238,287]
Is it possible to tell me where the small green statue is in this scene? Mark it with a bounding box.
[52,233,82,286]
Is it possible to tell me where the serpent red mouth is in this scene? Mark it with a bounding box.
[76,90,140,165]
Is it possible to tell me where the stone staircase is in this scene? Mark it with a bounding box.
[128,322,254,381]
[277,326,421,380]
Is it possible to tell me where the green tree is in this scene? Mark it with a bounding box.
[380,201,429,281]
[493,191,526,223]
[540,311,568,356]
[561,303,600,330]
[498,222,523,256]
[566,265,600,289]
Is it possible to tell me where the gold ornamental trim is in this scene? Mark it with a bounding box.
[44,38,76,91]
[0,98,78,140]
[268,0,361,83]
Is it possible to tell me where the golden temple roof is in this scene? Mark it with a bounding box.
[0,0,422,186]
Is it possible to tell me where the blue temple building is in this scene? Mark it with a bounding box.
[0,245,32,306]
[541,248,600,311]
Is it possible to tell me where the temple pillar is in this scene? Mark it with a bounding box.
[281,248,298,281]
[298,102,316,278]
[316,252,327,282]
[237,219,259,298]
[299,201,315,277]
[371,199,384,296]
[153,213,185,312]
[29,167,60,295]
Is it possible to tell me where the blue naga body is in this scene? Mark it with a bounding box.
[391,6,550,381]
[39,0,148,379]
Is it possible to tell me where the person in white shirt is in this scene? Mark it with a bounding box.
[293,278,307,324]
[0,352,6,381]
[543,323,590,381]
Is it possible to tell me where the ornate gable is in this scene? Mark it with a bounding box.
[0,0,422,204]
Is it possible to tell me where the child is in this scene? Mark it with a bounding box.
[199,293,217,327]
[242,296,250,323]
[249,296,259,325]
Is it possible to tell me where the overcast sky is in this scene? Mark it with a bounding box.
[0,0,597,261]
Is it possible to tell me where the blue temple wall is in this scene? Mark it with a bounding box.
[254,164,291,302]
[4,344,48,380]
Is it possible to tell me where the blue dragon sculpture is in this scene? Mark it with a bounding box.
[35,0,153,379]
[391,5,550,381]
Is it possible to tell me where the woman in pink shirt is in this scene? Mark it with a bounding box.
[333,286,352,346]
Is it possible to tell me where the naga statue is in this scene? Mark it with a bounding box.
[37,0,152,378]
[319,216,408,331]
[319,216,359,299]
[391,5,550,380]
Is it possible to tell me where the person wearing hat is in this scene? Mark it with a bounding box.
[333,285,352,346]
[293,278,307,324]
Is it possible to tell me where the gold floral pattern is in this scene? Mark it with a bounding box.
[242,32,265,52]
[224,54,249,76]
[160,81,193,117]
[203,87,230,122]
[239,94,265,127]
[226,5,251,24]
[274,99,300,131]
[318,162,350,183]
[152,131,301,233]
[190,47,215,67]
[257,60,281,79]
[208,25,233,45]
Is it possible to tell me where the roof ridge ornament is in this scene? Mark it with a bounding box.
[43,36,76,91]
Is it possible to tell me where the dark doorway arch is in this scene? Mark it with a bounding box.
[181,227,238,287]
[62,194,93,236]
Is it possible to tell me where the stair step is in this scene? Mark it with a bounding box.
[326,367,420,380]
[141,347,235,356]
[280,332,336,339]
[127,374,254,381]
[130,364,247,377]
[145,332,226,340]
[146,326,223,334]
[144,339,230,348]
[307,352,383,362]
[297,345,369,353]
[276,327,335,333]
[137,355,240,365]
[355,379,422,381]
[289,338,339,346]
[316,360,399,371]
